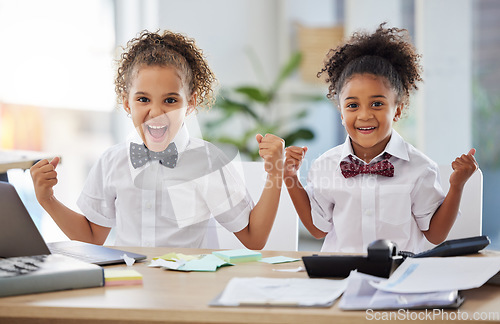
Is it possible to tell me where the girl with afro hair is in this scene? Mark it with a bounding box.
[283,23,478,253]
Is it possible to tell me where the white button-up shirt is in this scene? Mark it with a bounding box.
[77,125,253,248]
[306,130,446,253]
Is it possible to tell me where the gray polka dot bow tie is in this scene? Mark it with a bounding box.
[130,142,178,169]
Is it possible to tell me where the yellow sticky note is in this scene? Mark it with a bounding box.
[104,269,143,286]
[153,252,200,262]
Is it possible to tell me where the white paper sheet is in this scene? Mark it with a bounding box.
[121,254,136,267]
[213,277,348,307]
[339,271,461,310]
[371,256,500,293]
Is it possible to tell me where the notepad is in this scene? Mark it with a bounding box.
[104,269,143,286]
[212,249,262,263]
[178,255,232,272]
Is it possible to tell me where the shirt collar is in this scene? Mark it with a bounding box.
[338,129,410,166]
[384,129,410,161]
[127,123,190,183]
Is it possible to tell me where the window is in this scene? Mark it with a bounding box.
[0,0,115,111]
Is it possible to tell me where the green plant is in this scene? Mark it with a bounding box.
[201,51,325,160]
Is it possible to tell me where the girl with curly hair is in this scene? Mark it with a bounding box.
[283,23,478,253]
[31,30,284,249]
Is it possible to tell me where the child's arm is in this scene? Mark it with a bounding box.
[284,146,327,239]
[30,158,110,245]
[233,134,284,250]
[423,149,479,244]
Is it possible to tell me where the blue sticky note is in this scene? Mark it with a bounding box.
[177,255,233,272]
[212,249,262,263]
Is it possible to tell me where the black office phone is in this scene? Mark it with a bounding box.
[302,236,490,279]
[302,239,402,278]
[401,235,491,258]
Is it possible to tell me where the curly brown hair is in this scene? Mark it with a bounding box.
[318,23,422,111]
[115,30,217,110]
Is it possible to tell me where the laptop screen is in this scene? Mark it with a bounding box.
[0,182,51,258]
[0,182,147,265]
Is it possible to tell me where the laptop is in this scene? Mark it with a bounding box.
[0,181,147,265]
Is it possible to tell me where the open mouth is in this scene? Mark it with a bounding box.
[357,126,376,134]
[146,124,168,139]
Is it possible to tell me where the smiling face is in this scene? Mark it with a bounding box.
[339,73,402,162]
[123,65,196,152]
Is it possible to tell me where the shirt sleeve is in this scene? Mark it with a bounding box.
[411,162,446,231]
[76,154,116,228]
[306,161,335,233]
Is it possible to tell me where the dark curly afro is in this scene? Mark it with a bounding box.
[318,23,423,111]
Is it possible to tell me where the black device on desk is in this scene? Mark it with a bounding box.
[303,236,491,279]
[399,235,490,258]
[303,240,402,278]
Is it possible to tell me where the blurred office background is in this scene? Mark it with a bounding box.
[0,0,499,251]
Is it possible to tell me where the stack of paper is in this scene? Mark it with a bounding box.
[371,256,500,293]
[212,249,262,263]
[210,277,348,307]
[209,255,500,309]
[104,269,143,286]
[339,271,463,310]
[339,256,500,310]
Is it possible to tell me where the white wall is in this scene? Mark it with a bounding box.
[115,0,280,88]
[415,0,472,164]
[344,0,472,164]
[345,0,402,34]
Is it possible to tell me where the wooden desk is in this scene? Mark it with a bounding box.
[0,248,499,324]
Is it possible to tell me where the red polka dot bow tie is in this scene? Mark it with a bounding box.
[130,142,178,169]
[340,153,394,178]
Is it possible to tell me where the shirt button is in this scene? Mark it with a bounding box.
[365,209,373,216]
[146,201,153,209]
